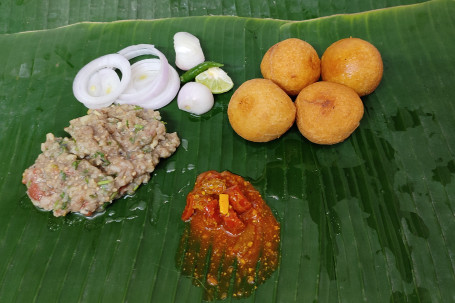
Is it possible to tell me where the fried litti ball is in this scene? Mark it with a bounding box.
[321,37,383,96]
[295,81,364,145]
[261,38,321,96]
[228,79,296,142]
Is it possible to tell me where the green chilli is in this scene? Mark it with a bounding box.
[179,61,224,83]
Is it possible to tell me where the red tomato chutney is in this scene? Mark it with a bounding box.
[178,170,280,300]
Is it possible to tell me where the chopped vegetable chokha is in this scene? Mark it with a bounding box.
[22,104,180,217]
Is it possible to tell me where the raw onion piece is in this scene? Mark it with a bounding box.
[137,63,181,110]
[87,68,120,97]
[118,44,167,61]
[126,59,162,92]
[177,82,214,115]
[73,44,180,110]
[116,45,170,106]
[72,54,131,109]
[124,59,181,109]
[174,32,205,70]
[119,59,162,95]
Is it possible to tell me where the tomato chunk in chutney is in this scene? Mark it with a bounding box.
[178,170,280,300]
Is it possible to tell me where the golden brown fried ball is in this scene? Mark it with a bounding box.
[295,81,364,145]
[228,79,296,142]
[321,37,383,96]
[260,38,321,96]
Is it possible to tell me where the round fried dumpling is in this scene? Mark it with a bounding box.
[228,79,296,142]
[260,38,321,96]
[321,37,383,96]
[295,81,364,145]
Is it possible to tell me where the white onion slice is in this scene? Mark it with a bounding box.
[116,60,169,105]
[116,44,169,104]
[74,44,179,110]
[135,62,181,110]
[73,54,131,108]
[118,44,165,61]
[87,68,121,97]
[122,59,162,94]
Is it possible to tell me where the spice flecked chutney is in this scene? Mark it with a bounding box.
[178,171,280,300]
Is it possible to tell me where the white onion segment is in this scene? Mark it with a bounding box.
[72,54,131,108]
[119,59,162,96]
[127,59,162,92]
[87,68,121,97]
[73,44,179,110]
[177,82,214,115]
[134,62,181,110]
[118,44,165,61]
[116,44,170,105]
[174,32,205,70]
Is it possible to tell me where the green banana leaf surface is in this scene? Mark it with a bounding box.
[0,0,454,302]
[0,0,427,34]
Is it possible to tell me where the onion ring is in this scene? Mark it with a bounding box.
[116,45,170,105]
[122,59,162,94]
[72,54,131,108]
[87,68,121,97]
[134,61,181,109]
[73,44,179,110]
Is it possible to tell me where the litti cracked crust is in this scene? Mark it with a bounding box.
[321,37,383,96]
[295,81,364,145]
[228,79,296,142]
[260,38,321,96]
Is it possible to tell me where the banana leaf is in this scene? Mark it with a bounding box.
[1,0,455,302]
[0,0,428,34]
